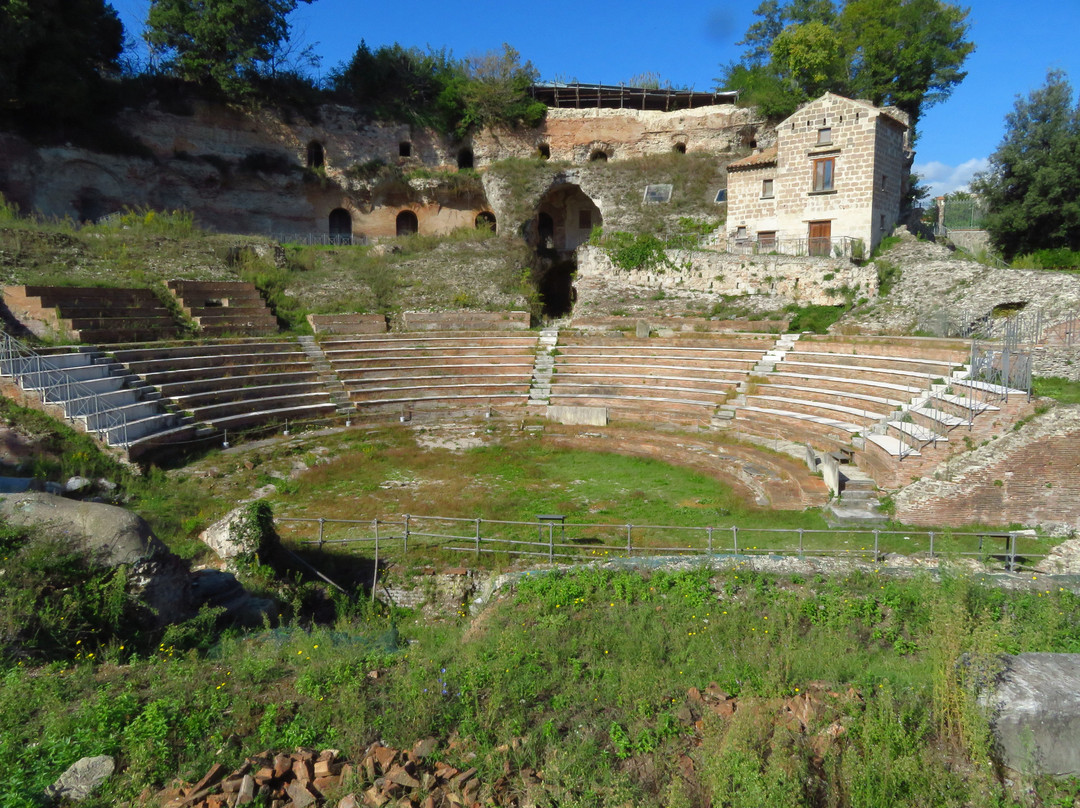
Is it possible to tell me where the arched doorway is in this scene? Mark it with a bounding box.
[328,208,352,245]
[589,149,609,162]
[532,184,603,319]
[458,148,474,169]
[537,212,554,250]
[475,211,496,231]
[307,141,325,168]
[396,210,419,236]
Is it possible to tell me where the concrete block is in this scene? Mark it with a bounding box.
[545,405,608,427]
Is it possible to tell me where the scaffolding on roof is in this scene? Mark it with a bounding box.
[530,82,739,112]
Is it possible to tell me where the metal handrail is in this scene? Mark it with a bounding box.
[0,332,130,447]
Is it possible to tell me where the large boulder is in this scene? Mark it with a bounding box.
[0,492,165,565]
[0,492,190,625]
[986,653,1080,776]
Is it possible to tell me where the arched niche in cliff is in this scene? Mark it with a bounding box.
[536,143,551,160]
[534,184,602,254]
[475,211,496,232]
[673,142,687,154]
[307,141,325,168]
[396,210,419,236]
[457,148,474,170]
[589,149,609,162]
[329,208,352,244]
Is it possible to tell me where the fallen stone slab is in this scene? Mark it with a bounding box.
[45,755,115,802]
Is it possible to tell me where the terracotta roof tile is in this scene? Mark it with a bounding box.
[727,146,777,170]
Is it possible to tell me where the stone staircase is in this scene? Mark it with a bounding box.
[528,326,559,407]
[297,335,355,417]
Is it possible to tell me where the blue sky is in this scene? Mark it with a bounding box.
[112,0,1080,197]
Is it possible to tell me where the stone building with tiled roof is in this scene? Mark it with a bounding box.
[726,93,911,257]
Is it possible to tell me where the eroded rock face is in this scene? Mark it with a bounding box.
[987,653,1080,776]
[0,492,191,626]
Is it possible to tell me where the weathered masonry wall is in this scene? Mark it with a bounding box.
[894,405,1080,534]
[575,245,877,305]
[473,105,768,164]
[0,100,769,242]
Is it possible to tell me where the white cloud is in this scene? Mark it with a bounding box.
[912,157,990,198]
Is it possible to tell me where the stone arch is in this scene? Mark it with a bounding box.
[457,148,474,169]
[329,208,352,243]
[530,183,603,318]
[536,143,551,160]
[589,149,609,163]
[307,141,325,168]
[475,211,496,231]
[673,141,687,154]
[396,210,419,236]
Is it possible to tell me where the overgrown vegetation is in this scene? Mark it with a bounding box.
[1033,376,1080,405]
[3,561,1079,806]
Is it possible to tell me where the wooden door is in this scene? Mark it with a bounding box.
[808,220,832,257]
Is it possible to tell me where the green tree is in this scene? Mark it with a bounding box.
[719,0,973,129]
[973,71,1080,260]
[457,45,546,135]
[0,0,123,128]
[144,0,314,98]
[840,0,974,124]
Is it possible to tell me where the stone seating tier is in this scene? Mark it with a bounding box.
[782,349,959,378]
[172,381,328,409]
[155,371,320,398]
[3,285,183,343]
[744,394,882,425]
[190,393,334,422]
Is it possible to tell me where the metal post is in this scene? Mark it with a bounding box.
[732,526,738,554]
[929,531,934,559]
[626,524,632,557]
[317,517,325,549]
[548,522,554,562]
[873,529,879,560]
[798,528,804,556]
[707,527,713,556]
[1008,532,1017,572]
[403,514,409,555]
[371,531,379,603]
[475,518,481,559]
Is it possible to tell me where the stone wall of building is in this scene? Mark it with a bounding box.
[727,94,911,254]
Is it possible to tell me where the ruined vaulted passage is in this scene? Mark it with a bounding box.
[396,210,419,236]
[475,211,496,231]
[307,141,325,168]
[399,141,412,158]
[673,142,687,154]
[589,149,609,162]
[537,143,551,160]
[457,148,474,169]
[531,183,603,319]
[328,208,352,243]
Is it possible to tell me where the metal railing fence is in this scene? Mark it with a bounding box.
[277,513,1048,574]
[727,235,864,260]
[270,233,367,247]
[0,331,130,447]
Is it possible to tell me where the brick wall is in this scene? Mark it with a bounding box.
[894,404,1080,531]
